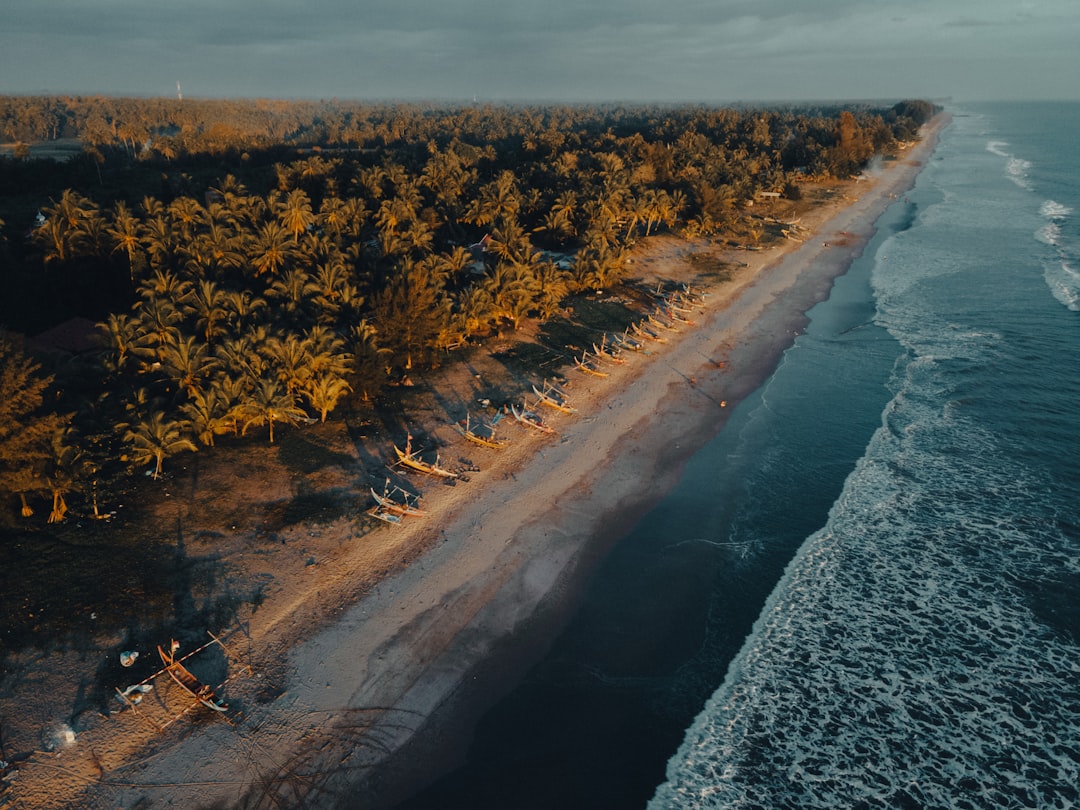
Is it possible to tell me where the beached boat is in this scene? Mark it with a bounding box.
[370,482,424,517]
[593,336,628,364]
[532,382,577,414]
[454,412,510,449]
[631,321,668,343]
[648,311,679,331]
[158,640,228,713]
[366,505,404,525]
[509,403,557,434]
[614,330,646,353]
[661,306,696,326]
[393,438,459,478]
[574,350,609,378]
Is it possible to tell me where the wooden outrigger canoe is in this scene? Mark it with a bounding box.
[614,329,646,353]
[453,412,510,449]
[393,441,459,478]
[509,403,557,435]
[532,382,577,414]
[648,310,679,331]
[371,482,424,516]
[631,321,668,343]
[574,350,609,378]
[593,336,627,364]
[115,632,251,732]
[366,505,404,525]
[158,641,228,713]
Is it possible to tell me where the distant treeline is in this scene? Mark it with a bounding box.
[0,96,938,524]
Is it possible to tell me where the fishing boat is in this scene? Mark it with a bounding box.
[509,403,557,435]
[648,310,679,331]
[158,640,228,713]
[532,381,577,414]
[453,412,510,449]
[574,350,609,378]
[371,482,424,517]
[393,436,459,478]
[366,505,404,525]
[631,321,668,343]
[592,336,627,364]
[614,329,646,352]
[115,632,251,732]
[662,306,696,326]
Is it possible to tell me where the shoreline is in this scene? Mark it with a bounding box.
[340,118,948,808]
[6,116,946,809]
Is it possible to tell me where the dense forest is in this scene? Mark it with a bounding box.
[0,95,938,524]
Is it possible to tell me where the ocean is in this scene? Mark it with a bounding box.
[652,103,1080,808]
[394,103,1080,809]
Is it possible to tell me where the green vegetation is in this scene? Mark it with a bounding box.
[0,95,938,524]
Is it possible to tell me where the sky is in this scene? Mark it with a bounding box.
[2,0,1078,103]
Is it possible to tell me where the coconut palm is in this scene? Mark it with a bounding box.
[483,261,542,329]
[263,333,313,397]
[46,429,84,523]
[168,196,207,240]
[159,335,219,397]
[134,297,183,364]
[238,379,308,443]
[250,220,298,277]
[97,312,140,373]
[267,266,316,323]
[178,385,233,447]
[277,188,316,240]
[122,410,197,478]
[222,289,268,329]
[184,278,231,344]
[302,371,352,422]
[107,200,144,280]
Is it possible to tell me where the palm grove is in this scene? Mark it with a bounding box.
[0,96,937,523]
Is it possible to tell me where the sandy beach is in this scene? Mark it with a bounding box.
[1,118,945,809]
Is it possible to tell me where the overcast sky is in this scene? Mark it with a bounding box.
[2,0,1077,103]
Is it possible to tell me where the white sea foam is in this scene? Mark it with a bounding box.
[1044,260,1080,311]
[1006,156,1034,190]
[1040,199,1073,220]
[1036,222,1061,246]
[652,365,1080,809]
[985,140,1010,158]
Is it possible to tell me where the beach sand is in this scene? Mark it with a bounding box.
[1,118,945,809]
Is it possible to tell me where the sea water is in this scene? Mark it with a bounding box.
[651,103,1080,809]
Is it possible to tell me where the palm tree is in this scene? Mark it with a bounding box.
[302,372,352,423]
[184,278,230,344]
[35,190,98,264]
[263,333,313,398]
[46,429,84,523]
[168,196,207,240]
[250,220,297,277]
[122,411,197,478]
[277,188,316,240]
[107,200,144,280]
[238,379,308,443]
[179,385,233,447]
[534,260,572,320]
[267,266,316,322]
[483,261,542,330]
[159,335,219,397]
[97,312,140,373]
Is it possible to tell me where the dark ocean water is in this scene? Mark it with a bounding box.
[393,103,1080,809]
[653,103,1080,808]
